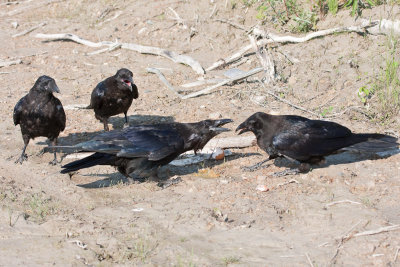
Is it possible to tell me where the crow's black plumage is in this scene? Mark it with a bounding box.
[88,68,138,131]
[59,119,232,183]
[236,112,396,173]
[13,75,66,165]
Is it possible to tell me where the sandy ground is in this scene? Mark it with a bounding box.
[1,0,400,266]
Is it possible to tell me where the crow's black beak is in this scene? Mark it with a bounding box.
[236,121,249,135]
[52,84,60,93]
[210,118,233,133]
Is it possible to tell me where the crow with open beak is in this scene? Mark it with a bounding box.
[88,68,139,131]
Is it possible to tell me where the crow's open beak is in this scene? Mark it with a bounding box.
[236,121,249,135]
[124,77,134,90]
[210,118,233,133]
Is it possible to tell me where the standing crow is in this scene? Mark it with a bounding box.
[236,112,396,174]
[59,119,232,183]
[88,68,138,131]
[13,75,66,165]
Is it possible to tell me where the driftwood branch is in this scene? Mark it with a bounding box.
[182,67,263,99]
[207,21,378,71]
[34,33,205,74]
[204,135,256,149]
[361,19,400,36]
[12,22,46,38]
[181,78,225,88]
[146,67,183,99]
[259,82,320,117]
[352,224,400,238]
[0,59,22,68]
[4,0,63,16]
[324,200,362,209]
[249,35,275,84]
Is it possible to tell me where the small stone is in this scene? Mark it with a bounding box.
[252,95,267,105]
[11,21,18,29]
[256,185,269,192]
[138,27,147,35]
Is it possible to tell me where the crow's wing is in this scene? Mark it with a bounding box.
[90,82,106,110]
[272,120,352,160]
[77,126,185,161]
[13,96,26,125]
[52,97,66,131]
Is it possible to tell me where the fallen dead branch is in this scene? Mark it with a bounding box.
[207,21,378,71]
[324,199,362,209]
[394,247,400,263]
[146,67,183,99]
[181,78,225,88]
[12,22,47,38]
[249,35,275,84]
[352,224,400,238]
[34,33,205,74]
[5,0,63,16]
[276,179,299,188]
[259,82,320,117]
[361,19,400,36]
[331,220,363,264]
[182,67,263,99]
[204,135,256,149]
[87,43,122,55]
[0,59,22,68]
[331,222,400,264]
[215,18,247,31]
[305,253,314,267]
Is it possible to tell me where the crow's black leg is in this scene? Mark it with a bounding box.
[49,138,58,165]
[15,137,29,164]
[241,158,271,172]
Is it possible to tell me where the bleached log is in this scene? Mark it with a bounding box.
[12,22,46,38]
[0,59,22,68]
[35,33,205,74]
[207,21,378,71]
[146,67,183,99]
[182,67,263,99]
[204,135,256,149]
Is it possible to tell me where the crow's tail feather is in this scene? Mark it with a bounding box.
[350,133,398,144]
[61,153,115,173]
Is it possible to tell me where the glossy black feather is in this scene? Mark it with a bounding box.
[89,68,139,131]
[237,112,395,163]
[13,75,66,164]
[60,119,232,181]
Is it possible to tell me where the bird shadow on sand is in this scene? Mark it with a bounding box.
[75,152,258,189]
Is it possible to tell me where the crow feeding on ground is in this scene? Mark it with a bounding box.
[88,68,138,131]
[58,119,232,184]
[236,112,396,175]
[13,75,66,165]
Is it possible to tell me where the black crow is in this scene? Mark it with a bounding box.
[236,112,396,174]
[13,75,66,165]
[58,119,232,183]
[88,68,138,131]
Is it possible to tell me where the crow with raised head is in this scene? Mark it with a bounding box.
[236,112,397,174]
[13,75,66,165]
[88,68,138,131]
[58,119,232,183]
